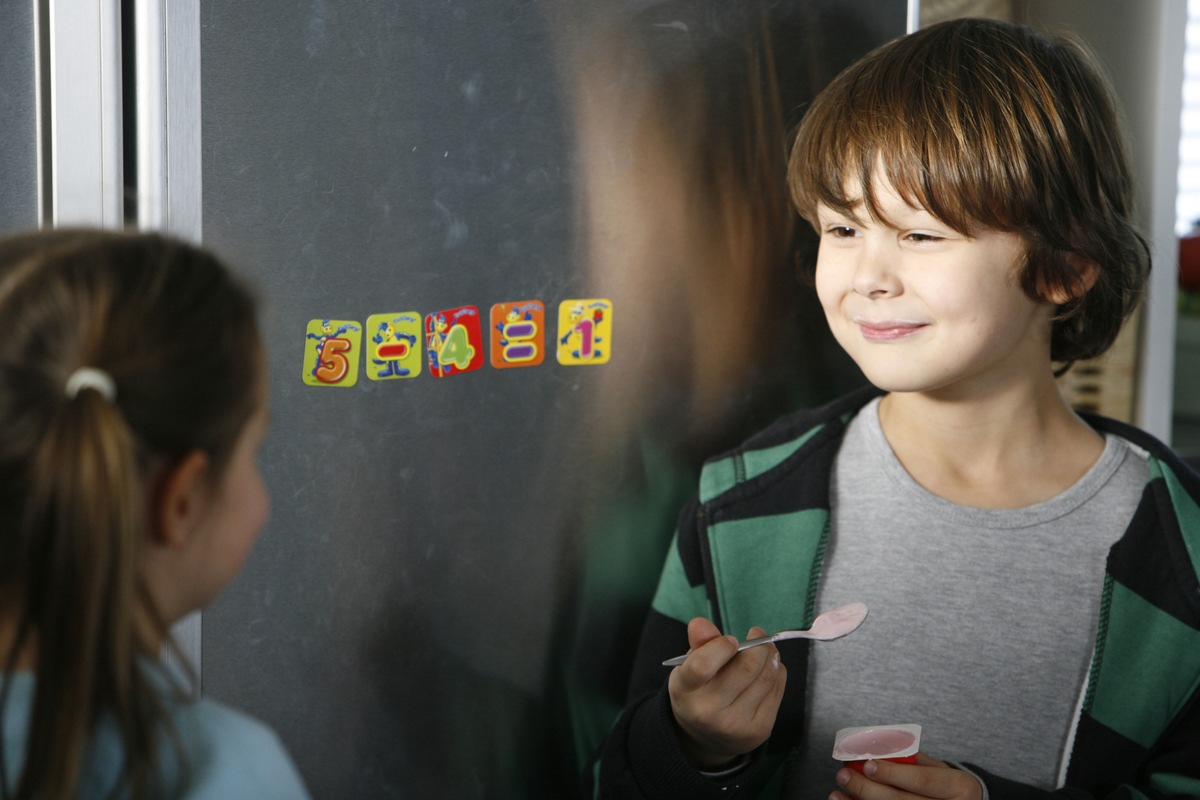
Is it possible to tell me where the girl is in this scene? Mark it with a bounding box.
[0,230,309,798]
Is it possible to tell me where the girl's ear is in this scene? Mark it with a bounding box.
[1046,254,1100,305]
[150,451,211,550]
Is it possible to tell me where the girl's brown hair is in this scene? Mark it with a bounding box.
[788,17,1149,366]
[0,229,261,798]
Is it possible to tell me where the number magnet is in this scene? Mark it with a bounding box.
[366,312,423,380]
[490,301,545,369]
[302,319,363,387]
[556,299,612,365]
[425,305,484,378]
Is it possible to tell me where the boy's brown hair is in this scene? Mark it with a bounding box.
[788,17,1149,366]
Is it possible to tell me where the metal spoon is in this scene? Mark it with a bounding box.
[661,602,869,666]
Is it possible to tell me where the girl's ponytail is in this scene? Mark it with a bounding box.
[13,386,162,799]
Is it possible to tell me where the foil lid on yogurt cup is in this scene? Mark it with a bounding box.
[832,724,922,761]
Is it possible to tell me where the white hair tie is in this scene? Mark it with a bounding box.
[65,367,117,401]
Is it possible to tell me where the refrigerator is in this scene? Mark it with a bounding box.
[9,0,910,796]
[0,0,38,235]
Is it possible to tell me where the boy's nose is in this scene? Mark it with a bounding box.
[852,244,900,298]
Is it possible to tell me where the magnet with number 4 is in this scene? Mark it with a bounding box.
[302,318,363,387]
[425,305,484,378]
[556,299,612,365]
[366,312,422,380]
[490,301,545,369]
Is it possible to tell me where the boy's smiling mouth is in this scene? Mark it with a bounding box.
[853,318,928,341]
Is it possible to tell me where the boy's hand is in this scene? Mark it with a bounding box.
[831,753,983,800]
[667,617,787,771]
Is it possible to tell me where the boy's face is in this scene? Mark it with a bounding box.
[814,173,1055,399]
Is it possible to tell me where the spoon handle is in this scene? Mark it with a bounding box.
[735,633,782,652]
[661,632,786,666]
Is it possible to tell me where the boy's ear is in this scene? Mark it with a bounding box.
[1046,254,1100,305]
[150,450,211,550]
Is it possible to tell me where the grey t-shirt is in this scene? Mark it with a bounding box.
[786,398,1149,798]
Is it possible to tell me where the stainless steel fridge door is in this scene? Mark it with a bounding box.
[197,1,906,796]
[1,0,39,234]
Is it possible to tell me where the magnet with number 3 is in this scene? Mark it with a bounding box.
[425,305,484,378]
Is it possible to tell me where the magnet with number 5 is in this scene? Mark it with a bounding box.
[302,318,363,387]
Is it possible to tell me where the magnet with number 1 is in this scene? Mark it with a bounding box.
[556,299,612,365]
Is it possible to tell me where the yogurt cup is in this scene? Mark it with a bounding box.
[832,723,922,774]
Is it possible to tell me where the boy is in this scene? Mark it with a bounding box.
[587,18,1200,800]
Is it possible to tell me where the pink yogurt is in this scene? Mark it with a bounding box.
[832,725,922,800]
[833,724,921,761]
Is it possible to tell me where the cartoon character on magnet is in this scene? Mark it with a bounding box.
[366,312,422,380]
[302,318,363,387]
[556,299,612,365]
[490,301,545,369]
[425,305,484,378]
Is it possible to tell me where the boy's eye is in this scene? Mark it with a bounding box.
[826,225,857,239]
[906,232,944,244]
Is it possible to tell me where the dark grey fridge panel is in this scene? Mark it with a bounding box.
[0,0,39,233]
[199,1,904,797]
